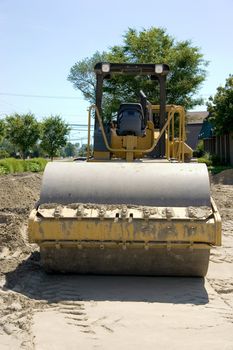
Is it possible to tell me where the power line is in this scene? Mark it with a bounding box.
[0,92,84,100]
[69,124,93,127]
[0,92,213,103]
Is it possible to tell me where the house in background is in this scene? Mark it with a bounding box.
[185,111,233,165]
[199,117,233,165]
[186,111,208,149]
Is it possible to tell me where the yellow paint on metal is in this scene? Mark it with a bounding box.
[111,121,154,160]
[150,104,192,161]
[87,104,192,162]
[29,103,221,264]
[92,151,110,160]
[211,197,222,245]
[28,200,221,247]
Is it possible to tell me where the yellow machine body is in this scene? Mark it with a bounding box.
[91,104,193,162]
[28,193,221,275]
[29,200,221,246]
[28,62,221,276]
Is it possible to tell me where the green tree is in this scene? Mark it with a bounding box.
[31,143,47,158]
[40,115,70,160]
[207,74,233,135]
[77,144,92,157]
[0,119,5,142]
[63,142,78,157]
[68,27,208,118]
[5,113,40,159]
[74,142,80,150]
[0,149,10,159]
[68,51,107,102]
[0,139,17,157]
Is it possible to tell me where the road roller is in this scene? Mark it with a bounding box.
[28,63,221,276]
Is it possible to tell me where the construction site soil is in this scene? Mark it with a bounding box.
[0,170,233,349]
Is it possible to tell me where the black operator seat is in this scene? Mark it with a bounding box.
[116,103,146,137]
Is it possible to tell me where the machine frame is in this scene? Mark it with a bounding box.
[28,62,221,276]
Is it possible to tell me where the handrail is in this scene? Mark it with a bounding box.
[87,104,177,156]
[87,104,186,161]
[147,104,186,162]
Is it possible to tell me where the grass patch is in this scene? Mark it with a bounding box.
[197,152,212,167]
[0,157,48,174]
[208,165,233,175]
[197,153,233,174]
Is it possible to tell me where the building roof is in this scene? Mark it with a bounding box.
[186,111,208,124]
[186,123,203,149]
[199,120,214,139]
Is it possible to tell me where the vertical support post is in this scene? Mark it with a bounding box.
[158,76,166,157]
[94,74,104,131]
[93,73,104,155]
[181,109,185,162]
[172,110,175,158]
[166,110,171,159]
[87,106,92,160]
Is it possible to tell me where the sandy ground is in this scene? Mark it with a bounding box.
[0,170,233,349]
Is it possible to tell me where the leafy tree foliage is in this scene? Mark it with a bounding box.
[5,113,40,159]
[78,143,93,157]
[0,119,5,142]
[0,139,17,158]
[68,51,107,102]
[207,75,233,135]
[40,115,70,160]
[0,149,10,159]
[68,27,208,119]
[31,143,47,158]
[62,142,78,157]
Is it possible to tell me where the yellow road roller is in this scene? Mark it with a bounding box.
[28,63,221,276]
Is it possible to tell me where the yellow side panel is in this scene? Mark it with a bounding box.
[29,210,218,245]
[111,121,154,159]
[93,151,110,160]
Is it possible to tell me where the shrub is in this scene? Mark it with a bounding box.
[197,152,212,166]
[193,140,204,157]
[0,165,8,174]
[0,159,14,173]
[24,161,41,172]
[0,157,48,174]
[0,150,10,159]
[7,158,25,172]
[30,157,47,169]
[210,154,222,166]
[25,158,47,172]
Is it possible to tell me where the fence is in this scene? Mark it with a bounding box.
[203,132,233,165]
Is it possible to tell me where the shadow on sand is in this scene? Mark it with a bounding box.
[4,252,209,305]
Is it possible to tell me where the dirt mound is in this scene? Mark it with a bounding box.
[0,173,41,211]
[212,169,233,185]
[0,173,42,275]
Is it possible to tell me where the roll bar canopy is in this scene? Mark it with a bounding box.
[94,62,169,77]
[93,62,170,156]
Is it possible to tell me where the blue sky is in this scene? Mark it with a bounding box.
[0,0,232,141]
